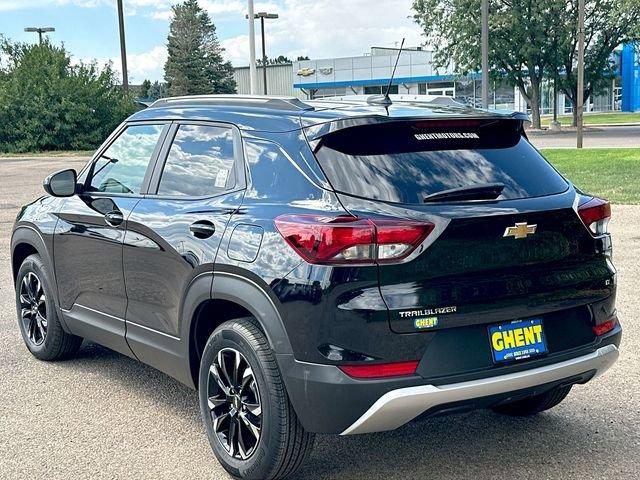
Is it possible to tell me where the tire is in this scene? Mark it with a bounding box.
[492,385,573,416]
[15,254,83,360]
[199,317,314,480]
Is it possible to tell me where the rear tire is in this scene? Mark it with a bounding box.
[199,317,314,480]
[492,385,572,416]
[15,254,83,360]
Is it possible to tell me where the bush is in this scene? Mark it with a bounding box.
[0,39,137,153]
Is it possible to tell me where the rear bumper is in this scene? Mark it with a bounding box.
[278,327,621,434]
[341,343,618,434]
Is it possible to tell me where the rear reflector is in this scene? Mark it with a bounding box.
[338,360,419,379]
[593,316,618,336]
[578,197,611,236]
[274,214,434,265]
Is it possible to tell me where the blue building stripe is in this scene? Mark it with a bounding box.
[293,73,481,90]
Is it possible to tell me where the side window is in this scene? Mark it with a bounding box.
[243,138,319,200]
[89,124,164,194]
[157,124,237,197]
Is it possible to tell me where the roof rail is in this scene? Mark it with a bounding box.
[149,94,315,111]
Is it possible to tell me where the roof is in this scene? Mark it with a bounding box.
[128,94,529,133]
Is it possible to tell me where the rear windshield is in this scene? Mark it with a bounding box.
[311,119,568,204]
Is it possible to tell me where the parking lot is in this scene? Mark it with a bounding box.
[0,156,638,480]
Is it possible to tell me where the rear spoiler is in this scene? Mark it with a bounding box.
[303,112,530,142]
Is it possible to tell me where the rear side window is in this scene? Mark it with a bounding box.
[157,124,237,197]
[311,120,568,204]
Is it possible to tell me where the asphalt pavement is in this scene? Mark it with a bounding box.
[0,156,638,479]
[527,125,640,149]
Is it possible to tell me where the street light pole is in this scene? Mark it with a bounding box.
[116,0,129,92]
[576,0,585,148]
[260,16,267,94]
[248,0,258,94]
[258,13,278,95]
[481,0,489,109]
[24,27,55,45]
[246,12,279,95]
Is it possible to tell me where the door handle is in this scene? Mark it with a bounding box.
[104,210,124,226]
[190,220,216,239]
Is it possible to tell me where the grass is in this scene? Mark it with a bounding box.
[542,148,640,204]
[541,112,640,127]
[0,150,93,158]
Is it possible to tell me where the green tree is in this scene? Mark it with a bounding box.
[0,39,135,152]
[413,0,564,128]
[139,78,152,98]
[412,0,640,128]
[557,0,640,126]
[147,81,168,101]
[164,0,236,96]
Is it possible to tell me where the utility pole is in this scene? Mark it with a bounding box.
[24,27,55,44]
[481,0,489,109]
[116,0,129,92]
[577,0,585,148]
[247,0,258,94]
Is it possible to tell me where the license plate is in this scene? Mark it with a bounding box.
[488,318,547,363]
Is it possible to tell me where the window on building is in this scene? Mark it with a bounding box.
[426,81,455,97]
[363,85,398,95]
[311,87,347,99]
[157,124,237,197]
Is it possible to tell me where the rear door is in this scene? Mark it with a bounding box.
[123,121,245,373]
[311,118,615,370]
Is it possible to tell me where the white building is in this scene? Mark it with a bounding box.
[234,46,622,114]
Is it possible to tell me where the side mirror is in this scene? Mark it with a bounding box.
[43,169,78,197]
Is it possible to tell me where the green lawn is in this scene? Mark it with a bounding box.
[542,148,640,204]
[0,150,93,158]
[541,112,640,126]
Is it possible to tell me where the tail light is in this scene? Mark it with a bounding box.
[274,214,434,265]
[338,360,419,379]
[578,197,611,236]
[593,315,618,336]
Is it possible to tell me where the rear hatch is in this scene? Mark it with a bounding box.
[308,117,615,367]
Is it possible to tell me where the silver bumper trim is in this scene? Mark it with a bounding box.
[341,344,619,435]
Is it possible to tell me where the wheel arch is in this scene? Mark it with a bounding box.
[11,226,53,285]
[182,271,294,389]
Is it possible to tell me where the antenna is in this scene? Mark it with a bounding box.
[368,38,405,107]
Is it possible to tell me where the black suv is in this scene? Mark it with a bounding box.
[11,95,621,479]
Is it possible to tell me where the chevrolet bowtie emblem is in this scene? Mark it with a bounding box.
[503,222,537,239]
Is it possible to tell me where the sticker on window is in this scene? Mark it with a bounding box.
[215,169,229,188]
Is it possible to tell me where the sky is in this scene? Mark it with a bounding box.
[0,0,425,83]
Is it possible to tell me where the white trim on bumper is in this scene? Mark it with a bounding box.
[341,344,619,435]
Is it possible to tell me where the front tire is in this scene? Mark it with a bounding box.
[492,385,573,416]
[15,254,83,360]
[199,317,314,480]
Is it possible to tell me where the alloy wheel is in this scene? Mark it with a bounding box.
[207,348,262,460]
[19,272,48,346]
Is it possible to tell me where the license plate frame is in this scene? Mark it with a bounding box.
[488,318,548,363]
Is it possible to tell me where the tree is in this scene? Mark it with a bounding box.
[164,0,236,96]
[412,0,564,128]
[557,0,640,126]
[257,55,292,66]
[147,81,168,101]
[139,78,152,98]
[0,39,135,152]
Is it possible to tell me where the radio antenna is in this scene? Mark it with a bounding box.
[368,38,405,107]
